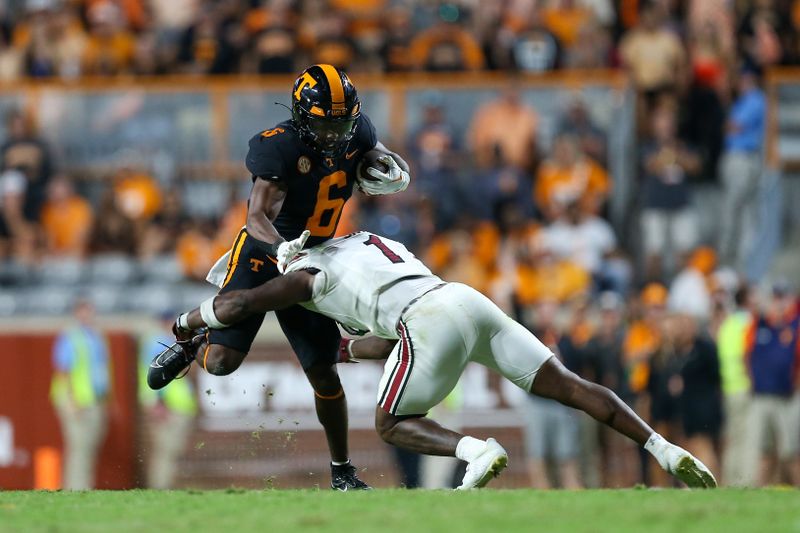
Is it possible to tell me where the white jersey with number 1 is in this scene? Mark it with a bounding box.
[283,232,444,339]
[284,231,554,416]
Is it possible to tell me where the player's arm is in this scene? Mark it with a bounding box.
[247,178,310,272]
[340,336,397,361]
[181,270,316,330]
[247,177,287,253]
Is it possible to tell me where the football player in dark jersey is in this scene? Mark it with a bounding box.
[148,64,410,490]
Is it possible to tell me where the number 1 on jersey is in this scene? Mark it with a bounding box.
[364,234,404,263]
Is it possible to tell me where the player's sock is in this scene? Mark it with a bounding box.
[644,432,669,467]
[455,436,487,462]
[331,460,350,466]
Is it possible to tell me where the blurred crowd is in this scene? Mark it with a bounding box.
[0,0,798,78]
[1,0,799,489]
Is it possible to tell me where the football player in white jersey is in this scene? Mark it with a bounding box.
[155,231,717,490]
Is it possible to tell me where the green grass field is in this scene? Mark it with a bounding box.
[1,489,798,533]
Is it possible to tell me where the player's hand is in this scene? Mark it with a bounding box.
[337,338,360,363]
[276,230,310,274]
[361,155,410,195]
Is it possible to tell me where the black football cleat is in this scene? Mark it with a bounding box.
[147,334,204,390]
[331,462,371,491]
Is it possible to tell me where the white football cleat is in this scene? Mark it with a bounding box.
[665,447,717,489]
[647,434,717,489]
[456,438,508,490]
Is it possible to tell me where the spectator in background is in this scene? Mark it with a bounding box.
[0,168,29,261]
[667,246,716,321]
[88,188,138,256]
[557,97,606,165]
[639,103,701,281]
[534,133,610,222]
[49,299,111,490]
[24,5,87,79]
[542,200,627,294]
[738,4,783,69]
[177,5,247,75]
[623,283,666,421]
[113,169,162,223]
[424,227,488,293]
[564,18,612,69]
[469,87,538,171]
[138,311,197,489]
[1,109,53,224]
[40,174,93,258]
[717,284,757,487]
[381,6,414,71]
[515,234,591,307]
[81,1,136,75]
[585,292,640,486]
[682,20,729,183]
[541,0,593,50]
[746,282,800,486]
[138,187,186,260]
[647,312,722,486]
[471,163,534,224]
[0,25,21,81]
[308,11,356,69]
[718,67,765,269]
[176,217,220,281]
[687,0,735,60]
[407,93,462,223]
[508,6,562,72]
[251,27,296,74]
[619,1,686,121]
[407,6,484,72]
[520,299,582,489]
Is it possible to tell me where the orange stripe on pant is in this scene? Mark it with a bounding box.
[221,230,248,288]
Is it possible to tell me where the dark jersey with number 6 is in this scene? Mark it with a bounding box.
[208,113,377,365]
[245,113,377,247]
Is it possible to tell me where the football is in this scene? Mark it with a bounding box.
[357,149,390,182]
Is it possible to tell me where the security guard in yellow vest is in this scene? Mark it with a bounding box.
[138,312,197,489]
[716,286,756,487]
[50,299,110,490]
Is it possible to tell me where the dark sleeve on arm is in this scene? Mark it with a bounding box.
[245,133,285,182]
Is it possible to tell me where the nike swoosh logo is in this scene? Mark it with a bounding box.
[345,149,358,160]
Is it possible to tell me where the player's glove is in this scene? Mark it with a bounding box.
[359,155,410,196]
[276,229,310,274]
[337,338,360,363]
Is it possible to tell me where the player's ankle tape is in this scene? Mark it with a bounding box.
[200,297,229,329]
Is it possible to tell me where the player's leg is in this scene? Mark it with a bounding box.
[147,229,272,388]
[201,312,266,375]
[465,283,717,488]
[274,304,369,490]
[200,229,274,376]
[373,303,508,490]
[531,358,715,488]
[375,409,463,456]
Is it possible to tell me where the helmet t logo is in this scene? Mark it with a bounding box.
[294,72,317,101]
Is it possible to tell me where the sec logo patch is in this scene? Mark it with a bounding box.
[297,156,311,174]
